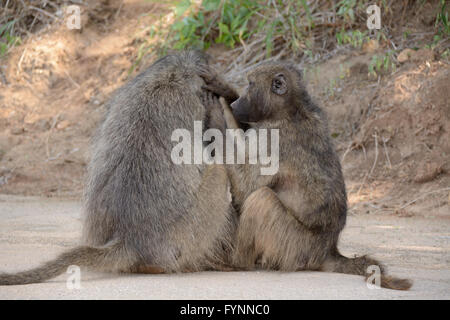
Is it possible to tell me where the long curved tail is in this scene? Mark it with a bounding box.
[322,252,412,291]
[0,246,114,286]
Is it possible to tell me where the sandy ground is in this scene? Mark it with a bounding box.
[0,195,448,300]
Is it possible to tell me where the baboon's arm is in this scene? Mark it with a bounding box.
[219,97,240,130]
[219,97,248,165]
[274,175,344,232]
[205,81,239,105]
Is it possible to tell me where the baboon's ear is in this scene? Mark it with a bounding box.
[271,73,287,95]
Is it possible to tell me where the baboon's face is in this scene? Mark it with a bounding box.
[231,65,295,123]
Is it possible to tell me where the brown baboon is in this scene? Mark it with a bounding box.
[0,51,238,285]
[204,62,412,290]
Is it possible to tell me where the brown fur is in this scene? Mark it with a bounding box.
[0,51,237,285]
[206,62,412,290]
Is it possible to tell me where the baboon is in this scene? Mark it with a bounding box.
[0,50,238,285]
[203,62,412,290]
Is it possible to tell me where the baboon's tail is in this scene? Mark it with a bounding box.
[0,246,114,286]
[322,252,412,291]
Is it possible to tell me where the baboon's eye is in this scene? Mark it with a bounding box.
[273,79,282,88]
[271,74,287,95]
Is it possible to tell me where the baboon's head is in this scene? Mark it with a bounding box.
[231,63,306,123]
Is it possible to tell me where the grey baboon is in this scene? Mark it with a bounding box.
[204,62,412,290]
[0,51,237,285]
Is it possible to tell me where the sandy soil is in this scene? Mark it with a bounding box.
[0,195,448,300]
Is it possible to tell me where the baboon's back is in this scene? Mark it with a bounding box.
[82,51,225,267]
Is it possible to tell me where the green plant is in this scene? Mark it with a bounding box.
[441,48,450,59]
[338,63,348,79]
[435,0,449,36]
[403,30,410,39]
[0,20,21,57]
[368,50,396,77]
[168,0,262,50]
[325,78,338,98]
[336,29,368,48]
[336,0,357,22]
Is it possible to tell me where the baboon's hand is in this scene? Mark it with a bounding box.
[198,66,238,104]
[200,90,221,111]
[198,65,219,85]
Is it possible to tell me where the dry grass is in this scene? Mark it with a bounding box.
[0,0,73,57]
[134,0,448,85]
[0,0,70,35]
